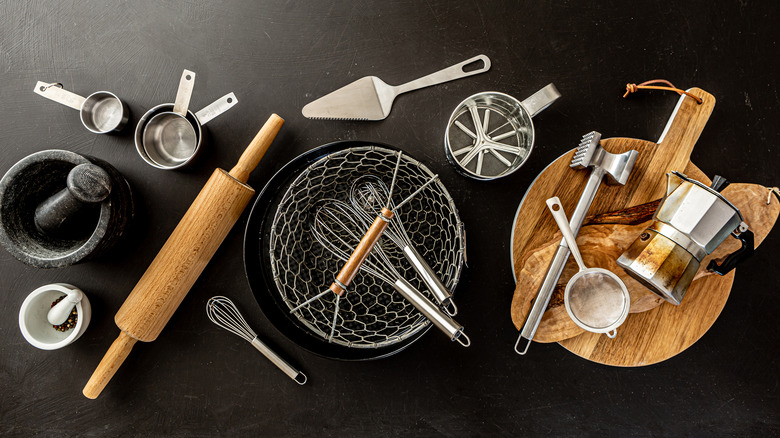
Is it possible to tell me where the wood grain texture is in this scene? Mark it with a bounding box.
[511,89,714,332]
[114,169,255,341]
[528,182,779,344]
[329,209,393,295]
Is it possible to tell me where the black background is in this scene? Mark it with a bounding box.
[1,1,778,436]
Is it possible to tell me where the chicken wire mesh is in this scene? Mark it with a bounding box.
[268,146,465,348]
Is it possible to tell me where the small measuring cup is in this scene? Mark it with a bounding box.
[34,82,129,134]
[445,84,560,180]
[135,70,238,169]
[546,197,630,338]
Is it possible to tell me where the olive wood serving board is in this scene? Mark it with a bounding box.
[525,181,778,347]
[510,88,779,365]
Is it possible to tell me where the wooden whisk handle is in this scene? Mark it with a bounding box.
[329,208,394,295]
[229,114,285,183]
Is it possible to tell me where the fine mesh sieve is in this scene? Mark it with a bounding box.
[546,197,630,338]
[266,145,465,351]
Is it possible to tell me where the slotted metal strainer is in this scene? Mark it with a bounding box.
[244,141,466,360]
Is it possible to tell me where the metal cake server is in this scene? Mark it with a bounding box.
[302,54,491,121]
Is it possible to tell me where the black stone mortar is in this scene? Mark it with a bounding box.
[0,150,133,268]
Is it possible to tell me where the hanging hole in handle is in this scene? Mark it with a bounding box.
[42,82,63,92]
[443,300,458,317]
[185,74,192,81]
[455,330,471,347]
[551,203,561,212]
[514,334,531,355]
[294,372,307,385]
[227,97,233,104]
[607,329,617,339]
[462,59,485,73]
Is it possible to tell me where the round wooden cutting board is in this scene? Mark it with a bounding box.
[509,88,780,366]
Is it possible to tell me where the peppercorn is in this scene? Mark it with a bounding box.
[50,296,78,332]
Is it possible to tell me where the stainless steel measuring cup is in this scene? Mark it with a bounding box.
[34,81,129,134]
[134,68,238,170]
[547,196,630,338]
[445,84,560,180]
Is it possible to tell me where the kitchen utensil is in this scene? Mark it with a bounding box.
[522,183,777,347]
[19,283,91,350]
[34,163,112,236]
[206,296,307,385]
[0,150,133,268]
[135,68,238,169]
[142,70,197,167]
[510,87,734,365]
[82,114,284,399]
[48,287,83,325]
[243,142,465,360]
[34,81,129,134]
[617,172,754,305]
[302,55,491,121]
[293,155,440,317]
[546,197,630,337]
[444,84,561,180]
[349,175,458,315]
[515,131,638,355]
[305,200,470,346]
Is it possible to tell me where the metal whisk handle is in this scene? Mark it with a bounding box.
[329,207,394,295]
[207,296,307,385]
[250,337,307,385]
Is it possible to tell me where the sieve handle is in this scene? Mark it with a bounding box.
[546,197,587,272]
[34,81,86,110]
[329,208,393,295]
[394,55,491,95]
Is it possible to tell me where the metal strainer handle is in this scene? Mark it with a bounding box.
[546,197,587,271]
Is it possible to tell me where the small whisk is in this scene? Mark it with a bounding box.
[349,175,458,316]
[296,200,470,347]
[207,296,307,384]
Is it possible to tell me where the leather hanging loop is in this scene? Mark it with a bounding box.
[623,79,703,104]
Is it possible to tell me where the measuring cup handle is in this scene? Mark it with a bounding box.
[546,197,587,271]
[521,83,561,118]
[34,81,86,110]
[195,93,239,125]
[173,70,196,116]
[394,55,491,95]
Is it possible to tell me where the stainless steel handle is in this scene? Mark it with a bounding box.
[515,168,606,355]
[393,278,470,347]
[34,81,85,110]
[394,55,491,95]
[546,197,587,271]
[195,92,239,125]
[250,337,307,385]
[521,83,561,118]
[402,245,457,316]
[173,69,196,116]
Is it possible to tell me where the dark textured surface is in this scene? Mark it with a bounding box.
[0,1,778,436]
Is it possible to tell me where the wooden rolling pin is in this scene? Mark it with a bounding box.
[83,114,284,399]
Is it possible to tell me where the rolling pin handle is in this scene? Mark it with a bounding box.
[229,114,285,183]
[83,331,137,399]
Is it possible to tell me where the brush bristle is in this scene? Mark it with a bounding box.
[570,131,601,169]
